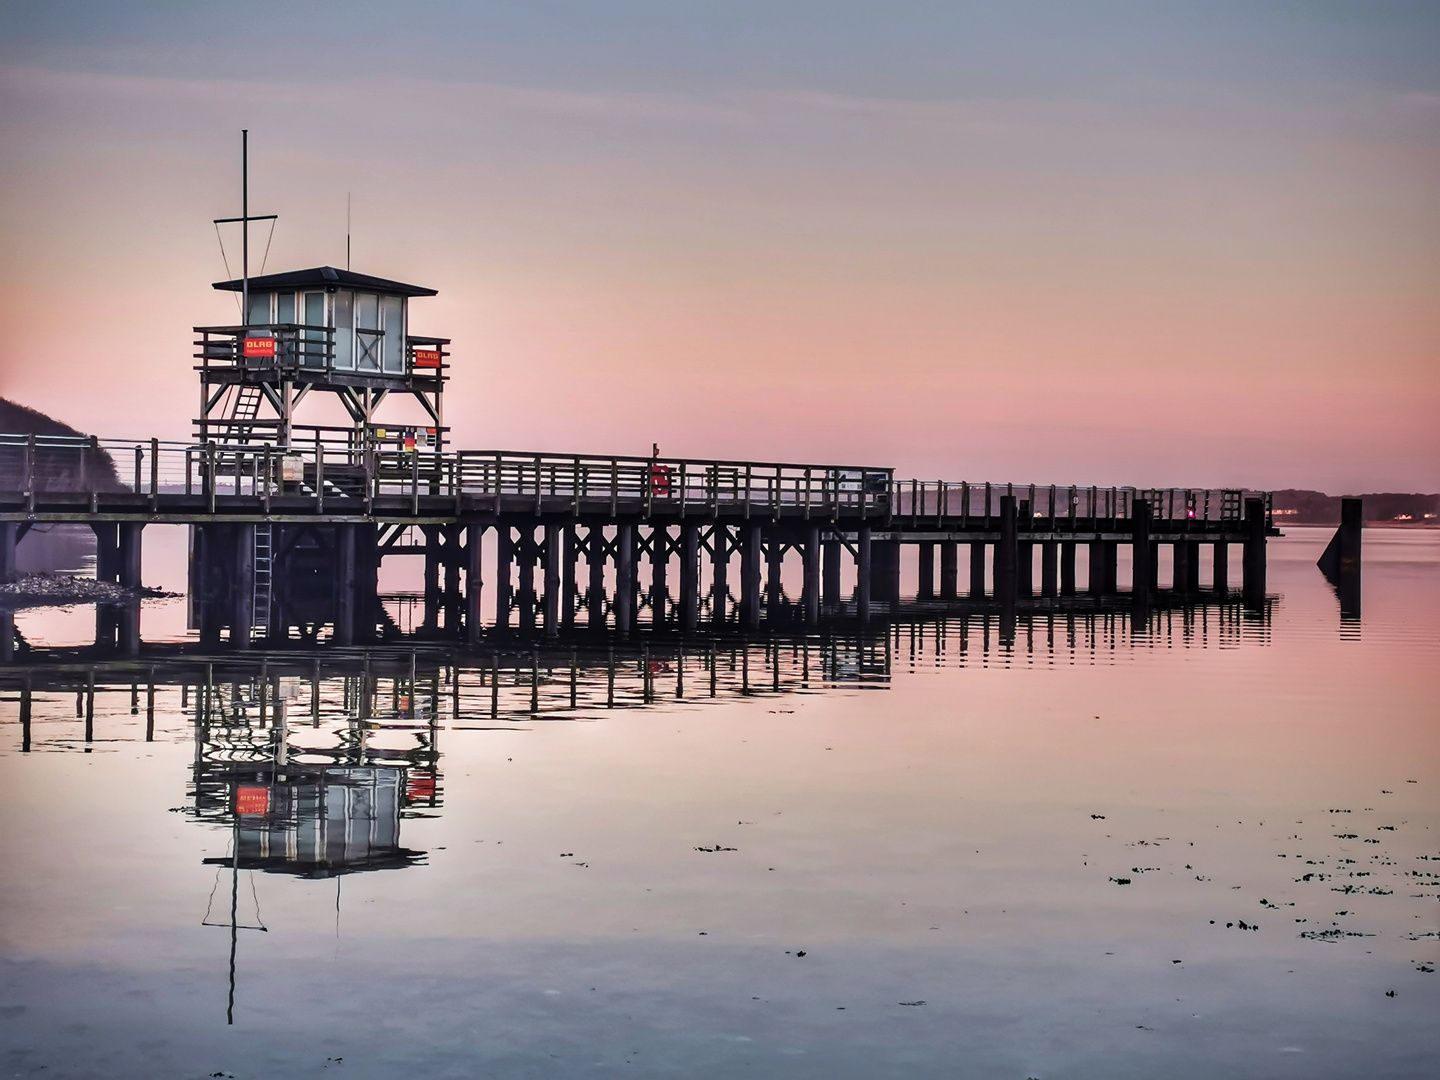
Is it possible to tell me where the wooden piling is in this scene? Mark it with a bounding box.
[465,524,483,644]
[1060,541,1076,596]
[1317,497,1362,617]
[1015,540,1033,598]
[616,522,636,635]
[651,525,669,628]
[1041,540,1058,598]
[742,523,762,629]
[423,526,441,629]
[518,529,536,631]
[588,525,607,630]
[995,495,1018,605]
[1130,499,1152,598]
[711,524,729,626]
[940,540,958,600]
[1242,498,1266,606]
[680,521,700,631]
[335,524,355,646]
[857,525,872,623]
[443,524,462,632]
[917,541,935,600]
[765,529,783,612]
[969,541,986,598]
[494,525,514,633]
[804,523,821,625]
[822,533,841,608]
[233,524,253,649]
[544,522,562,636]
[1212,541,1229,593]
[561,524,577,629]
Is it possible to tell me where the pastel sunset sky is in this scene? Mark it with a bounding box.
[0,2,1436,490]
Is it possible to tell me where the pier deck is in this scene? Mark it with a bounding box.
[0,433,1277,658]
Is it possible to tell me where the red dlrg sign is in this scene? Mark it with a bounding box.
[413,349,441,368]
[243,337,276,359]
[235,786,270,815]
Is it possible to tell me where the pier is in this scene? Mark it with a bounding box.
[0,429,1275,659]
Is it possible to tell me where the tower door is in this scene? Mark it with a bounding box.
[301,292,326,368]
[355,293,381,371]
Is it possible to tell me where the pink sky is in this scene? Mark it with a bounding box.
[0,5,1436,491]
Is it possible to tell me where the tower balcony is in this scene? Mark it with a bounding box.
[194,324,450,391]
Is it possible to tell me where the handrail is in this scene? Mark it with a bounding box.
[0,431,1272,527]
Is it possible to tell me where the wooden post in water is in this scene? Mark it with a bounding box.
[1130,500,1152,597]
[711,524,729,626]
[92,523,120,584]
[544,521,562,637]
[588,525,607,630]
[1087,539,1104,595]
[765,528,783,614]
[822,533,841,610]
[1212,541,1229,593]
[119,523,143,589]
[494,525,514,633]
[969,541,986,597]
[561,524,577,630]
[857,525,872,623]
[335,524,355,646]
[1317,497,1362,617]
[1015,539,1033,598]
[680,521,700,631]
[651,525,669,629]
[1060,541,1076,596]
[742,523,763,629]
[804,523,821,625]
[1242,498,1267,607]
[423,526,441,630]
[1183,540,1200,594]
[517,528,536,632]
[939,540,958,600]
[995,495,1018,606]
[1041,540,1058,598]
[616,522,636,635]
[465,524,484,644]
[233,523,254,649]
[443,525,463,632]
[917,541,935,600]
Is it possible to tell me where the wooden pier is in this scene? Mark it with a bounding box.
[0,432,1276,659]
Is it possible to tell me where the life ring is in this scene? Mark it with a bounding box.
[650,463,672,496]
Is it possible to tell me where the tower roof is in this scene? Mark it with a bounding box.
[212,266,438,298]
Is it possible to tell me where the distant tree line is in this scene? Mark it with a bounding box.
[1271,489,1439,525]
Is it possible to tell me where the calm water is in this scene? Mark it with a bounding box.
[1,528,1437,1078]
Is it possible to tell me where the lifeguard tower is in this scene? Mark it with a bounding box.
[194,265,450,458]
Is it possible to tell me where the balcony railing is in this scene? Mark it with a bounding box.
[195,325,450,380]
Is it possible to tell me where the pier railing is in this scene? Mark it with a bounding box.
[0,435,893,519]
[890,480,1274,530]
[0,433,1270,528]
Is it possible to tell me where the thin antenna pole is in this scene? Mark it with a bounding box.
[241,129,249,326]
[346,192,351,272]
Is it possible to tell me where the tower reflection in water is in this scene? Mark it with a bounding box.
[193,672,440,881]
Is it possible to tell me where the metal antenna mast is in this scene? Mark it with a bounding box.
[213,130,277,326]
